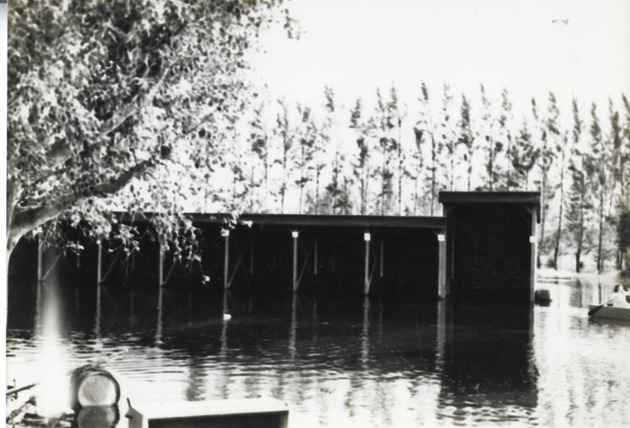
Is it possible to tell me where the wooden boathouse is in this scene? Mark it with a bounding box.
[10,191,540,307]
[120,212,448,303]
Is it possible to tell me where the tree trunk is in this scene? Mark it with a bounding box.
[413,171,419,216]
[359,158,369,215]
[264,159,269,206]
[449,148,454,190]
[315,164,321,214]
[488,138,495,191]
[430,134,436,216]
[597,192,605,273]
[467,159,472,192]
[575,182,585,273]
[280,152,287,213]
[430,165,436,216]
[538,171,547,268]
[298,184,303,214]
[553,150,566,270]
[380,174,385,216]
[398,159,403,215]
[506,136,512,190]
[575,249,581,273]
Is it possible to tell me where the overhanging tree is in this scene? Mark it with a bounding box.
[7,0,289,255]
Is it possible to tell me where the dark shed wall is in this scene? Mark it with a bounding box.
[439,192,540,307]
[447,204,532,305]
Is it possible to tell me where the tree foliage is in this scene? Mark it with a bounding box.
[7,0,289,253]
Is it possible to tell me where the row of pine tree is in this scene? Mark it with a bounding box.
[208,83,629,273]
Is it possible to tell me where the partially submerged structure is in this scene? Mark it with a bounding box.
[439,191,540,306]
[11,191,540,307]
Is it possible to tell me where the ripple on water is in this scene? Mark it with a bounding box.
[6,284,630,428]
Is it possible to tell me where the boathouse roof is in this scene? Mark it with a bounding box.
[438,191,541,221]
[122,212,447,230]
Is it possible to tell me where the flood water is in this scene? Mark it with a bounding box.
[6,276,630,428]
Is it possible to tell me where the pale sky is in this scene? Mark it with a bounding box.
[253,0,630,115]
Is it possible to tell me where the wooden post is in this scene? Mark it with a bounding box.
[249,238,254,274]
[314,238,318,275]
[364,232,371,295]
[156,285,163,345]
[289,295,297,359]
[158,245,164,287]
[437,232,447,299]
[222,229,230,290]
[360,296,370,368]
[530,208,537,304]
[449,231,455,282]
[97,240,103,285]
[379,240,384,278]
[95,277,102,339]
[292,231,299,292]
[37,237,44,282]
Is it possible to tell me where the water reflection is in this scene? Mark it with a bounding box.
[5,275,630,427]
[437,306,537,425]
[74,406,119,428]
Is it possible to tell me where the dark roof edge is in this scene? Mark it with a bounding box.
[438,191,541,223]
[117,212,447,229]
[438,191,541,206]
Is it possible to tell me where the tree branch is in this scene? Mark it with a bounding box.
[8,159,155,252]
[97,63,172,139]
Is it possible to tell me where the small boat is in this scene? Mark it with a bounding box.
[588,305,630,321]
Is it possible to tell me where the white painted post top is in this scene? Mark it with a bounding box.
[221,229,230,237]
[364,232,371,241]
[291,231,299,238]
[437,234,445,242]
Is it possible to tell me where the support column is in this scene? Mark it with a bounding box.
[37,237,44,282]
[158,244,164,287]
[438,232,447,299]
[364,232,371,295]
[379,240,384,278]
[249,238,254,275]
[529,209,537,304]
[95,277,102,339]
[314,238,318,275]
[222,229,230,290]
[292,231,299,292]
[97,240,103,285]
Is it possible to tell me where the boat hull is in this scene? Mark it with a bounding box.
[588,305,630,321]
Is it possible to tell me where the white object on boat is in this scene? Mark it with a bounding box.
[588,305,630,321]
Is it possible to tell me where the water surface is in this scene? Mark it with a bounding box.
[6,276,630,427]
